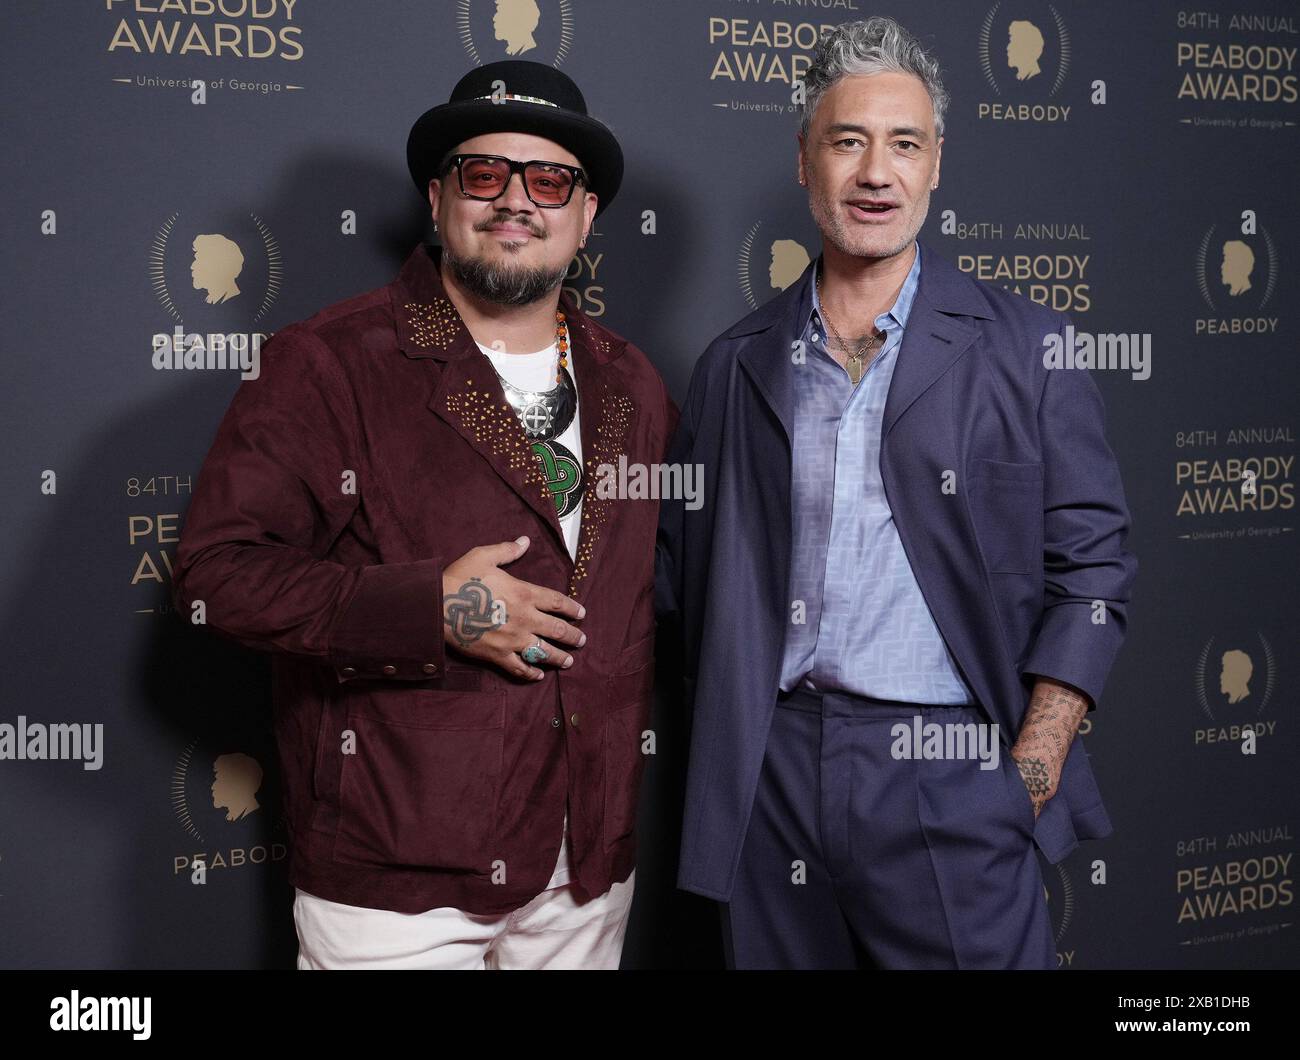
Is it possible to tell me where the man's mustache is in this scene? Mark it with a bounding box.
[475,212,547,239]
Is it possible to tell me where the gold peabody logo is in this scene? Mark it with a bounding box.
[149,211,282,379]
[945,217,1093,314]
[738,222,812,310]
[457,0,575,67]
[1195,213,1280,336]
[1176,10,1298,130]
[104,0,304,61]
[1193,631,1277,747]
[171,738,287,882]
[1173,425,1295,528]
[706,12,841,114]
[1176,825,1293,933]
[977,1,1074,123]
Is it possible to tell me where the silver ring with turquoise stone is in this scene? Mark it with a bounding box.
[520,640,548,665]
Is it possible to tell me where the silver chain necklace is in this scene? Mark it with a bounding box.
[492,360,577,441]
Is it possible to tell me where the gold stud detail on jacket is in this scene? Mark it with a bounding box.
[405,299,461,350]
[580,319,612,359]
[445,392,546,489]
[568,388,634,594]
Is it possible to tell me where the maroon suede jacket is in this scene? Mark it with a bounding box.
[173,242,678,915]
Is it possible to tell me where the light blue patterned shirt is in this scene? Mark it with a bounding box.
[779,241,977,704]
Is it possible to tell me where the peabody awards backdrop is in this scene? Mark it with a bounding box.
[1,0,1297,970]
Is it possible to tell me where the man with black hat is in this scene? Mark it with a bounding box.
[173,61,677,969]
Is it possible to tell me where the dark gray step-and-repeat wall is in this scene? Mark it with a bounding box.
[3,0,1297,968]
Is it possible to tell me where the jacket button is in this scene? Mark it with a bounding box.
[551,717,561,728]
[340,667,357,677]
[422,663,438,674]
[381,664,397,675]
[569,712,580,728]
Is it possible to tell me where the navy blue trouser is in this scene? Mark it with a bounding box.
[721,688,1056,969]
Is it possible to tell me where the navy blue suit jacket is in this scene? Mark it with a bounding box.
[656,241,1137,902]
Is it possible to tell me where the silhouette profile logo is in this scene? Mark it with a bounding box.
[190,233,244,305]
[172,737,286,845]
[457,0,573,66]
[1195,223,1278,312]
[1218,648,1254,704]
[150,211,281,325]
[978,2,1070,97]
[1220,240,1255,297]
[494,0,540,55]
[1007,20,1045,81]
[739,222,812,309]
[211,752,262,821]
[1195,632,1275,722]
[769,239,811,292]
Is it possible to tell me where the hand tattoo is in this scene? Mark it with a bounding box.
[443,577,505,648]
[1012,677,1091,817]
[1016,755,1052,817]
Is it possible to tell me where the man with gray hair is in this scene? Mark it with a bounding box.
[657,17,1135,968]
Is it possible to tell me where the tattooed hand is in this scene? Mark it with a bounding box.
[1011,677,1091,818]
[441,535,586,681]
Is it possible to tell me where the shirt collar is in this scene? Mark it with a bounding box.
[809,240,923,334]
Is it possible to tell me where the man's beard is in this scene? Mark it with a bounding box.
[442,243,567,307]
[806,171,926,262]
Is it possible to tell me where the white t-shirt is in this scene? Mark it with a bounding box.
[477,339,580,890]
[478,341,584,560]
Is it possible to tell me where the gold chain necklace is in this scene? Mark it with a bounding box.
[816,272,882,386]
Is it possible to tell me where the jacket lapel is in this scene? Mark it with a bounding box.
[733,261,812,447]
[564,311,637,602]
[391,243,566,557]
[881,296,979,441]
[390,243,634,591]
[731,242,996,446]
[882,245,993,440]
[431,335,571,554]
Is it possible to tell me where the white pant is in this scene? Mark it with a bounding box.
[293,871,635,970]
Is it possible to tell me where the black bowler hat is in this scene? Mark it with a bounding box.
[406,61,624,216]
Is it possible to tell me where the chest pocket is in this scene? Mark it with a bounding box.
[967,458,1043,575]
